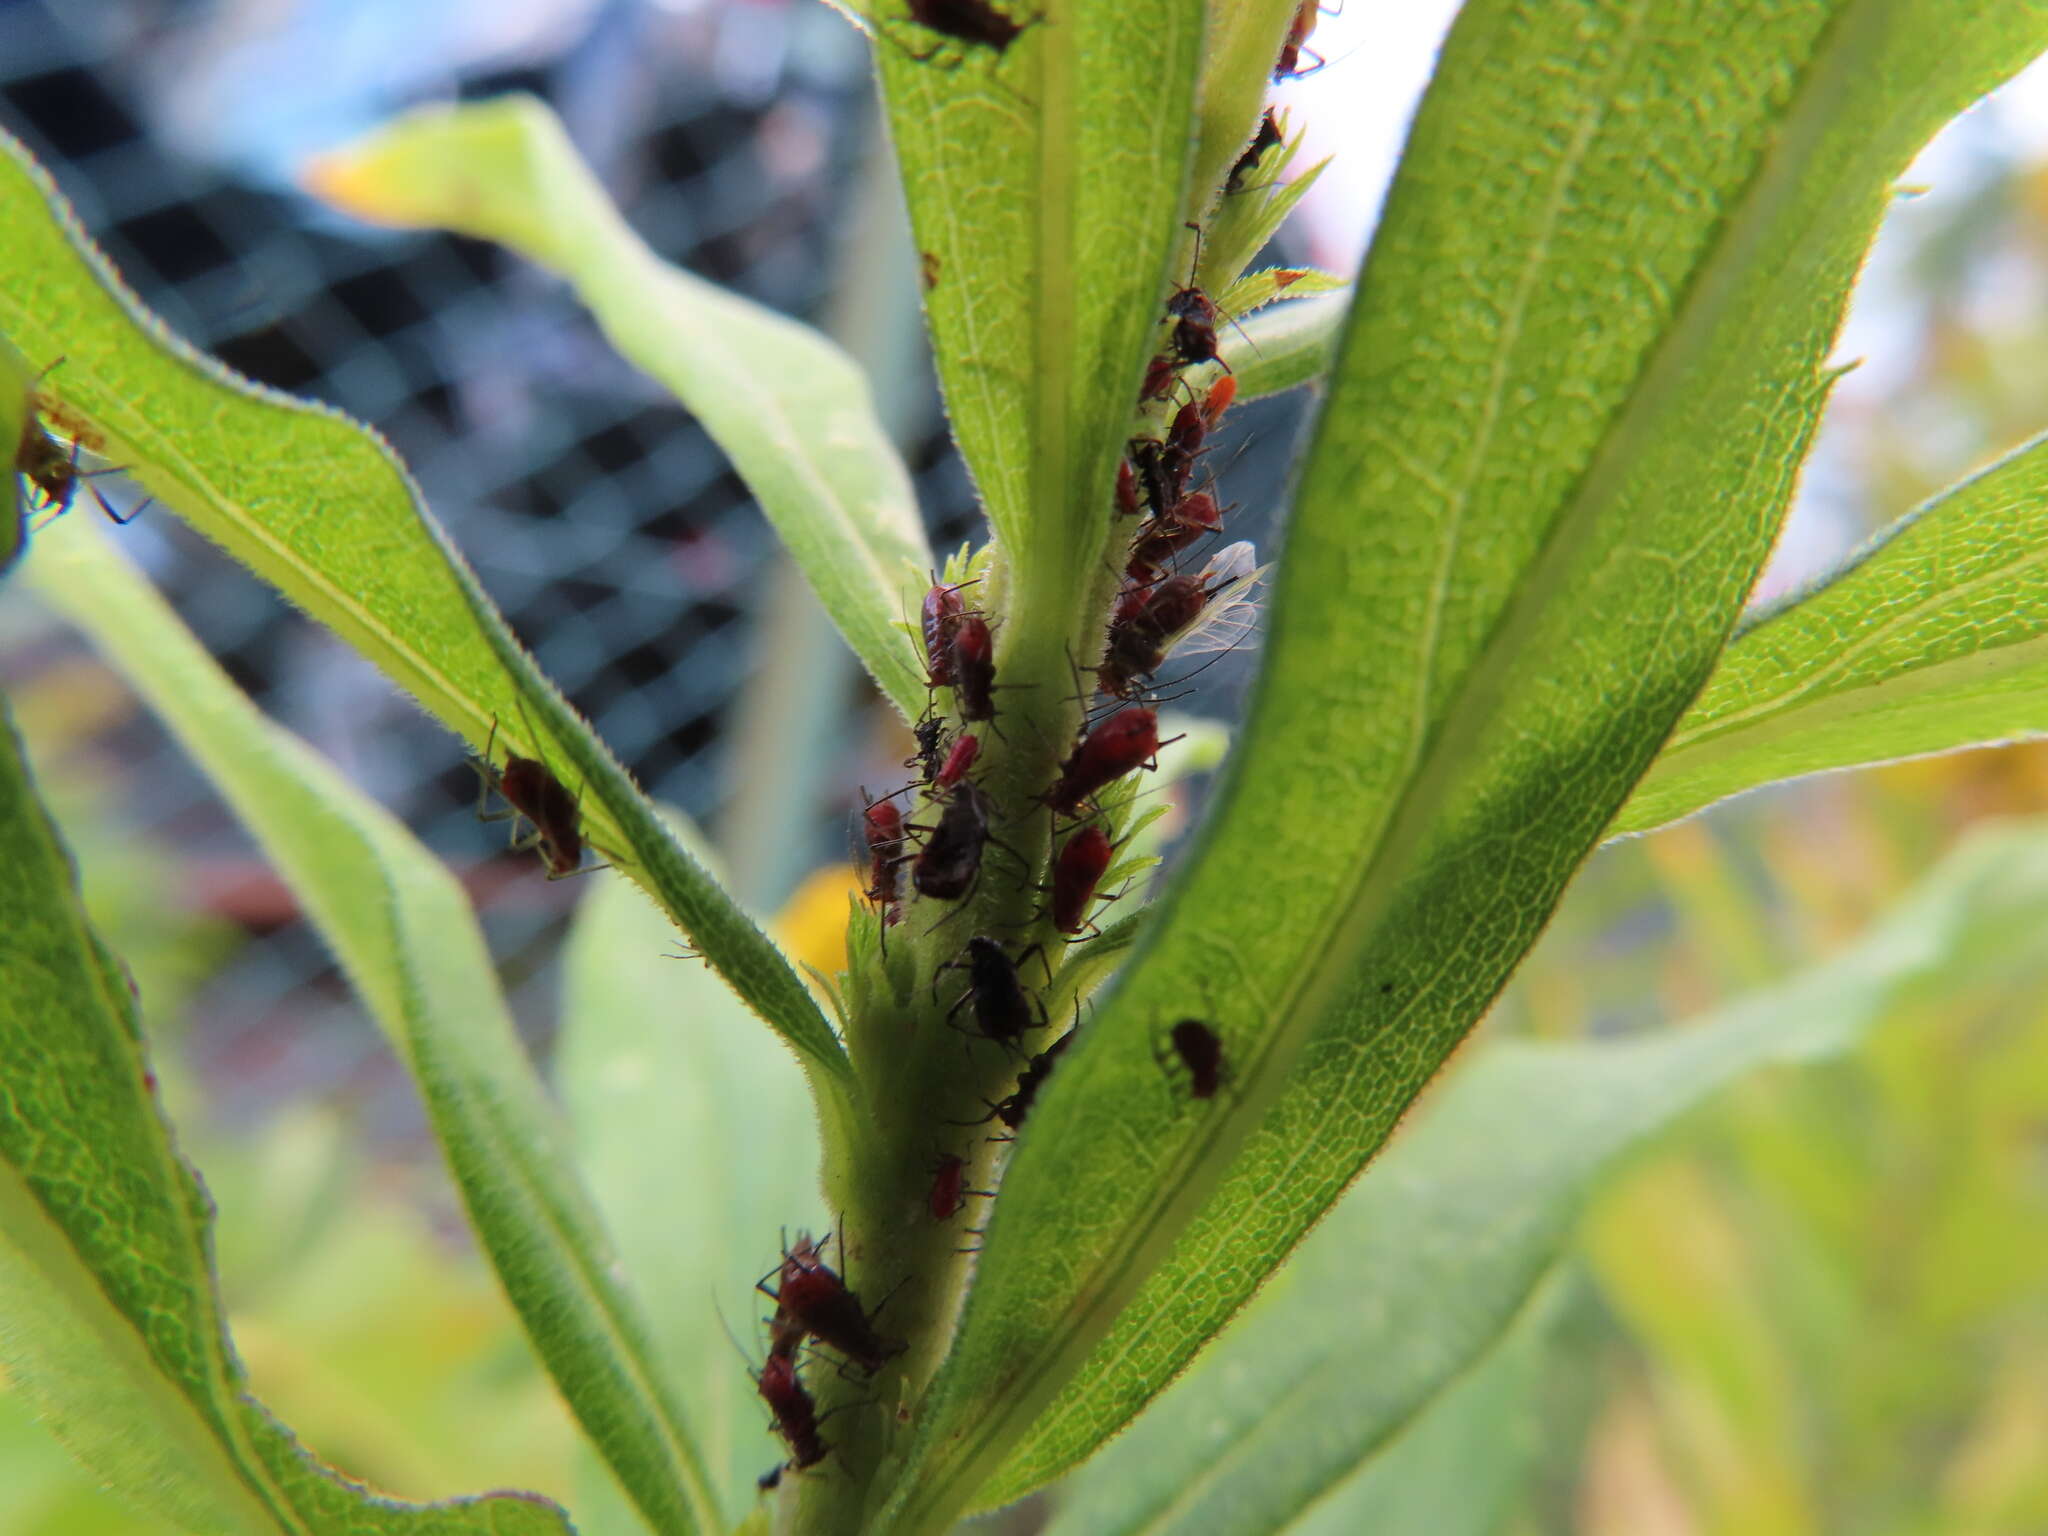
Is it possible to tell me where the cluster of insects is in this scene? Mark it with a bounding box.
[751,1230,903,1485]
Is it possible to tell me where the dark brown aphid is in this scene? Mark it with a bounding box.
[912,783,993,901]
[1164,1018,1227,1099]
[757,1351,830,1472]
[1166,284,1220,369]
[1100,574,1210,694]
[920,250,942,290]
[909,714,949,782]
[1050,824,1115,935]
[927,1154,992,1221]
[14,412,144,529]
[950,613,999,722]
[1127,437,1176,519]
[1273,0,1327,80]
[942,935,1044,1049]
[993,1029,1073,1130]
[934,732,980,790]
[476,723,595,879]
[861,795,908,907]
[1045,708,1161,815]
[900,0,1039,58]
[759,1232,902,1373]
[1162,222,1229,371]
[1226,110,1285,193]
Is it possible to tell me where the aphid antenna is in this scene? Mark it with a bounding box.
[471,718,523,829]
[1178,219,1208,293]
[754,1226,800,1299]
[711,1293,763,1375]
[943,1099,1004,1130]
[1154,638,1257,696]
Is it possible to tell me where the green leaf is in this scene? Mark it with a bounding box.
[0,695,571,1536]
[1222,293,1344,403]
[22,518,720,1536]
[873,0,1207,694]
[0,127,848,1096]
[1276,1287,1560,1536]
[1037,822,2048,1535]
[557,869,823,1521]
[305,95,933,723]
[1612,430,2048,837]
[892,4,2048,1525]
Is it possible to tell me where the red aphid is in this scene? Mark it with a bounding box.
[1167,398,1207,462]
[862,797,907,905]
[935,732,980,789]
[1173,490,1225,537]
[1139,352,1177,401]
[950,613,999,722]
[757,1352,830,1471]
[922,581,968,687]
[1126,489,1225,577]
[1100,574,1209,694]
[1126,521,1207,579]
[759,1233,901,1373]
[929,1155,969,1221]
[1045,708,1160,815]
[1051,825,1114,935]
[1115,458,1141,517]
[1203,374,1237,427]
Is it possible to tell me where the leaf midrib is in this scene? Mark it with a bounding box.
[1665,538,2048,748]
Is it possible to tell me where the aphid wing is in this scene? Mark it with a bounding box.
[1166,542,1269,661]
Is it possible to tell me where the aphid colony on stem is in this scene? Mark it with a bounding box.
[765,135,1287,1494]
[748,1231,903,1482]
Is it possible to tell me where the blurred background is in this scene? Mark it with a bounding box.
[2,1,2046,1532]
